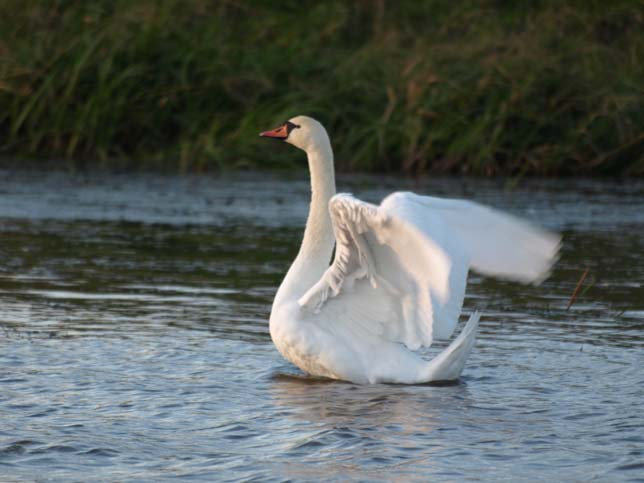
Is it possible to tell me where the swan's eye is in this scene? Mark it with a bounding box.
[285,121,300,133]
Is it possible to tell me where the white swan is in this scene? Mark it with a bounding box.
[261,116,560,384]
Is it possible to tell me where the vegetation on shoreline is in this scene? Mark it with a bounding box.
[1,0,643,175]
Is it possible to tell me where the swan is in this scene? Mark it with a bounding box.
[260,116,560,384]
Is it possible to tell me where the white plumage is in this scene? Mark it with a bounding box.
[261,116,560,384]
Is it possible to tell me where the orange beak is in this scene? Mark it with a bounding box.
[259,123,289,139]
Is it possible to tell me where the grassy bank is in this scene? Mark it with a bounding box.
[0,0,643,175]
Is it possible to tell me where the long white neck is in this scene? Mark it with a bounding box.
[274,139,336,304]
[299,141,336,263]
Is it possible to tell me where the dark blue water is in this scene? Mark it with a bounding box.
[1,171,643,482]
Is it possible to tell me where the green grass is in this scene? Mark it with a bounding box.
[0,0,643,175]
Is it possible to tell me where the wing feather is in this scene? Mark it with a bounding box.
[381,192,561,284]
[298,192,560,350]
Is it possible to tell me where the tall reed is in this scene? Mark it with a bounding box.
[0,0,642,174]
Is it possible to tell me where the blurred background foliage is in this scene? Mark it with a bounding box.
[0,0,643,175]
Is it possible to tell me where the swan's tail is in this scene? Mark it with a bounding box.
[421,311,480,382]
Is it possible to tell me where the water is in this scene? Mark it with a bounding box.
[0,170,643,482]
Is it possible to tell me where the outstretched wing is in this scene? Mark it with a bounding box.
[298,192,560,350]
[381,192,561,284]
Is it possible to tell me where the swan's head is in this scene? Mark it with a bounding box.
[260,115,329,152]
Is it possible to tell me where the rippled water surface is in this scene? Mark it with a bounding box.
[1,170,643,482]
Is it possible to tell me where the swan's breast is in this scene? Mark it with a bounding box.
[269,302,340,379]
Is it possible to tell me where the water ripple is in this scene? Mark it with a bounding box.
[0,173,643,482]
